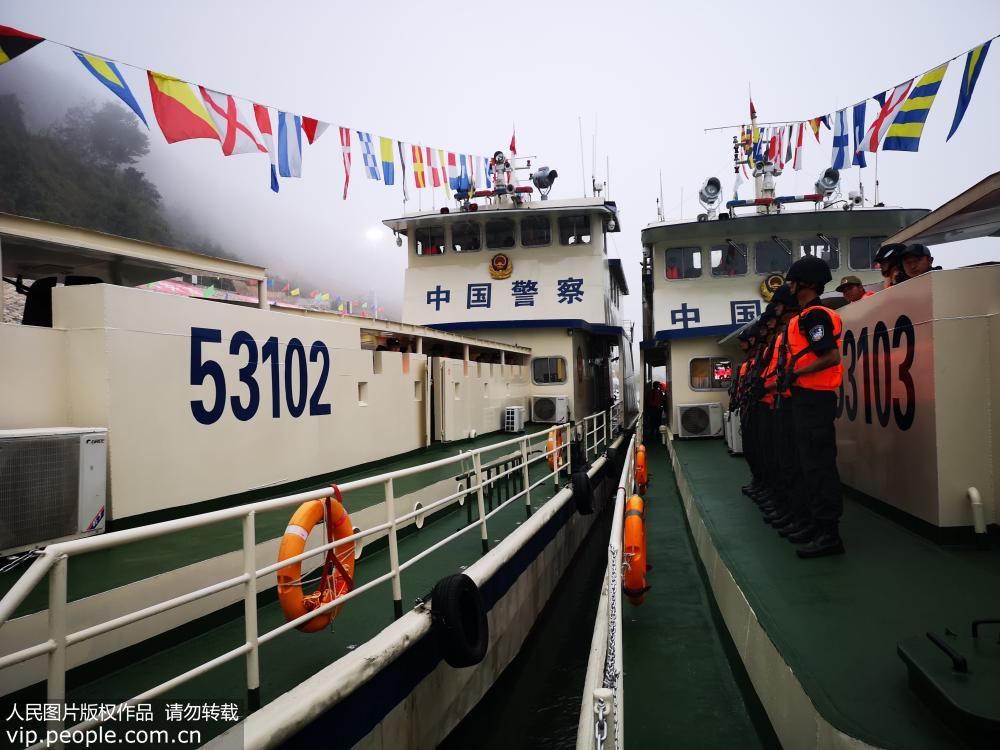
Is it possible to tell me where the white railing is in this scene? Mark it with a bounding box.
[577,412,640,750]
[580,408,611,462]
[0,415,593,747]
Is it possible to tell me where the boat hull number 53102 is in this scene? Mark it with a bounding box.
[190,327,332,425]
[837,314,915,431]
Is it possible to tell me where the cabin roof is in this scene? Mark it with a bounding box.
[641,207,928,246]
[0,212,266,285]
[382,198,621,234]
[883,171,1000,247]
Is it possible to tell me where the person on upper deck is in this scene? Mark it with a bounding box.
[873,244,906,288]
[780,256,846,559]
[897,244,941,280]
[835,275,874,303]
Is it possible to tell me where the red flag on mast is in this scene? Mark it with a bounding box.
[509,130,517,155]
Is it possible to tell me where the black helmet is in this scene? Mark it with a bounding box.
[770,284,797,308]
[874,243,905,264]
[785,255,832,286]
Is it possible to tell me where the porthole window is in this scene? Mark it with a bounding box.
[710,243,747,276]
[800,238,840,269]
[755,238,793,274]
[690,357,732,390]
[451,221,481,253]
[532,357,567,385]
[520,216,551,247]
[849,236,888,270]
[664,247,702,279]
[415,226,445,256]
[558,215,592,245]
[485,218,515,249]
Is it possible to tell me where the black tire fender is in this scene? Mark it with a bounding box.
[572,469,594,515]
[431,573,489,668]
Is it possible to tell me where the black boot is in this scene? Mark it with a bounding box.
[786,525,816,544]
[767,511,795,527]
[777,518,807,537]
[796,525,845,558]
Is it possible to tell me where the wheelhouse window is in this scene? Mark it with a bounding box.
[690,357,732,390]
[849,235,888,270]
[800,237,840,269]
[520,216,551,247]
[451,221,481,252]
[755,238,793,274]
[711,243,747,276]
[415,226,445,256]
[558,214,592,245]
[485,218,515,249]
[664,247,702,280]
[532,357,567,385]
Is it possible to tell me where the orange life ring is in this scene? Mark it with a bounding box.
[277,494,356,633]
[623,494,649,605]
[546,428,564,471]
[635,444,648,494]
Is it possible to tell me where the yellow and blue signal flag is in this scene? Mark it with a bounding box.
[73,51,148,126]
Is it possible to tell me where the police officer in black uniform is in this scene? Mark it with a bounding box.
[780,256,846,558]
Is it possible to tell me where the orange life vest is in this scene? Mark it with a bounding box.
[786,304,843,392]
[763,331,792,403]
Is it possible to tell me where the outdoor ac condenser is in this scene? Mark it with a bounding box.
[504,406,526,433]
[729,411,744,455]
[0,427,108,555]
[676,403,724,439]
[531,395,569,424]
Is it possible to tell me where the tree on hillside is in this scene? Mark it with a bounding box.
[0,94,240,262]
[52,102,149,170]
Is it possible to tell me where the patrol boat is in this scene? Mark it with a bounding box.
[577,160,1000,749]
[0,149,638,749]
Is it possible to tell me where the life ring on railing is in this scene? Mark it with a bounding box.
[635,444,648,494]
[277,488,356,633]
[431,573,489,667]
[546,427,564,471]
[623,495,650,605]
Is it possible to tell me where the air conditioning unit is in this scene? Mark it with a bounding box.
[729,411,744,455]
[0,428,108,555]
[676,403,723,439]
[531,395,569,423]
[504,406,526,433]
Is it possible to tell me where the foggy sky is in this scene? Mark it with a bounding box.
[3,0,1000,328]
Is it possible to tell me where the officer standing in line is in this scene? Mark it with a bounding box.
[758,285,806,533]
[780,256,846,558]
[743,308,779,505]
[738,322,766,498]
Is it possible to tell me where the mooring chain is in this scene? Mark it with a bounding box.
[594,698,608,750]
[595,542,621,750]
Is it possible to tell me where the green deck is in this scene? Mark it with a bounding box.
[624,442,778,749]
[4,427,603,746]
[668,438,1000,750]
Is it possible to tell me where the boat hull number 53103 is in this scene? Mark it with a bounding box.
[837,314,915,431]
[190,327,332,425]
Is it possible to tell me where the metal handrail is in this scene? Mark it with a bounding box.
[577,410,639,750]
[0,407,629,746]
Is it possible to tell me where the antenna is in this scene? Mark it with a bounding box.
[658,169,665,222]
[578,117,587,197]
